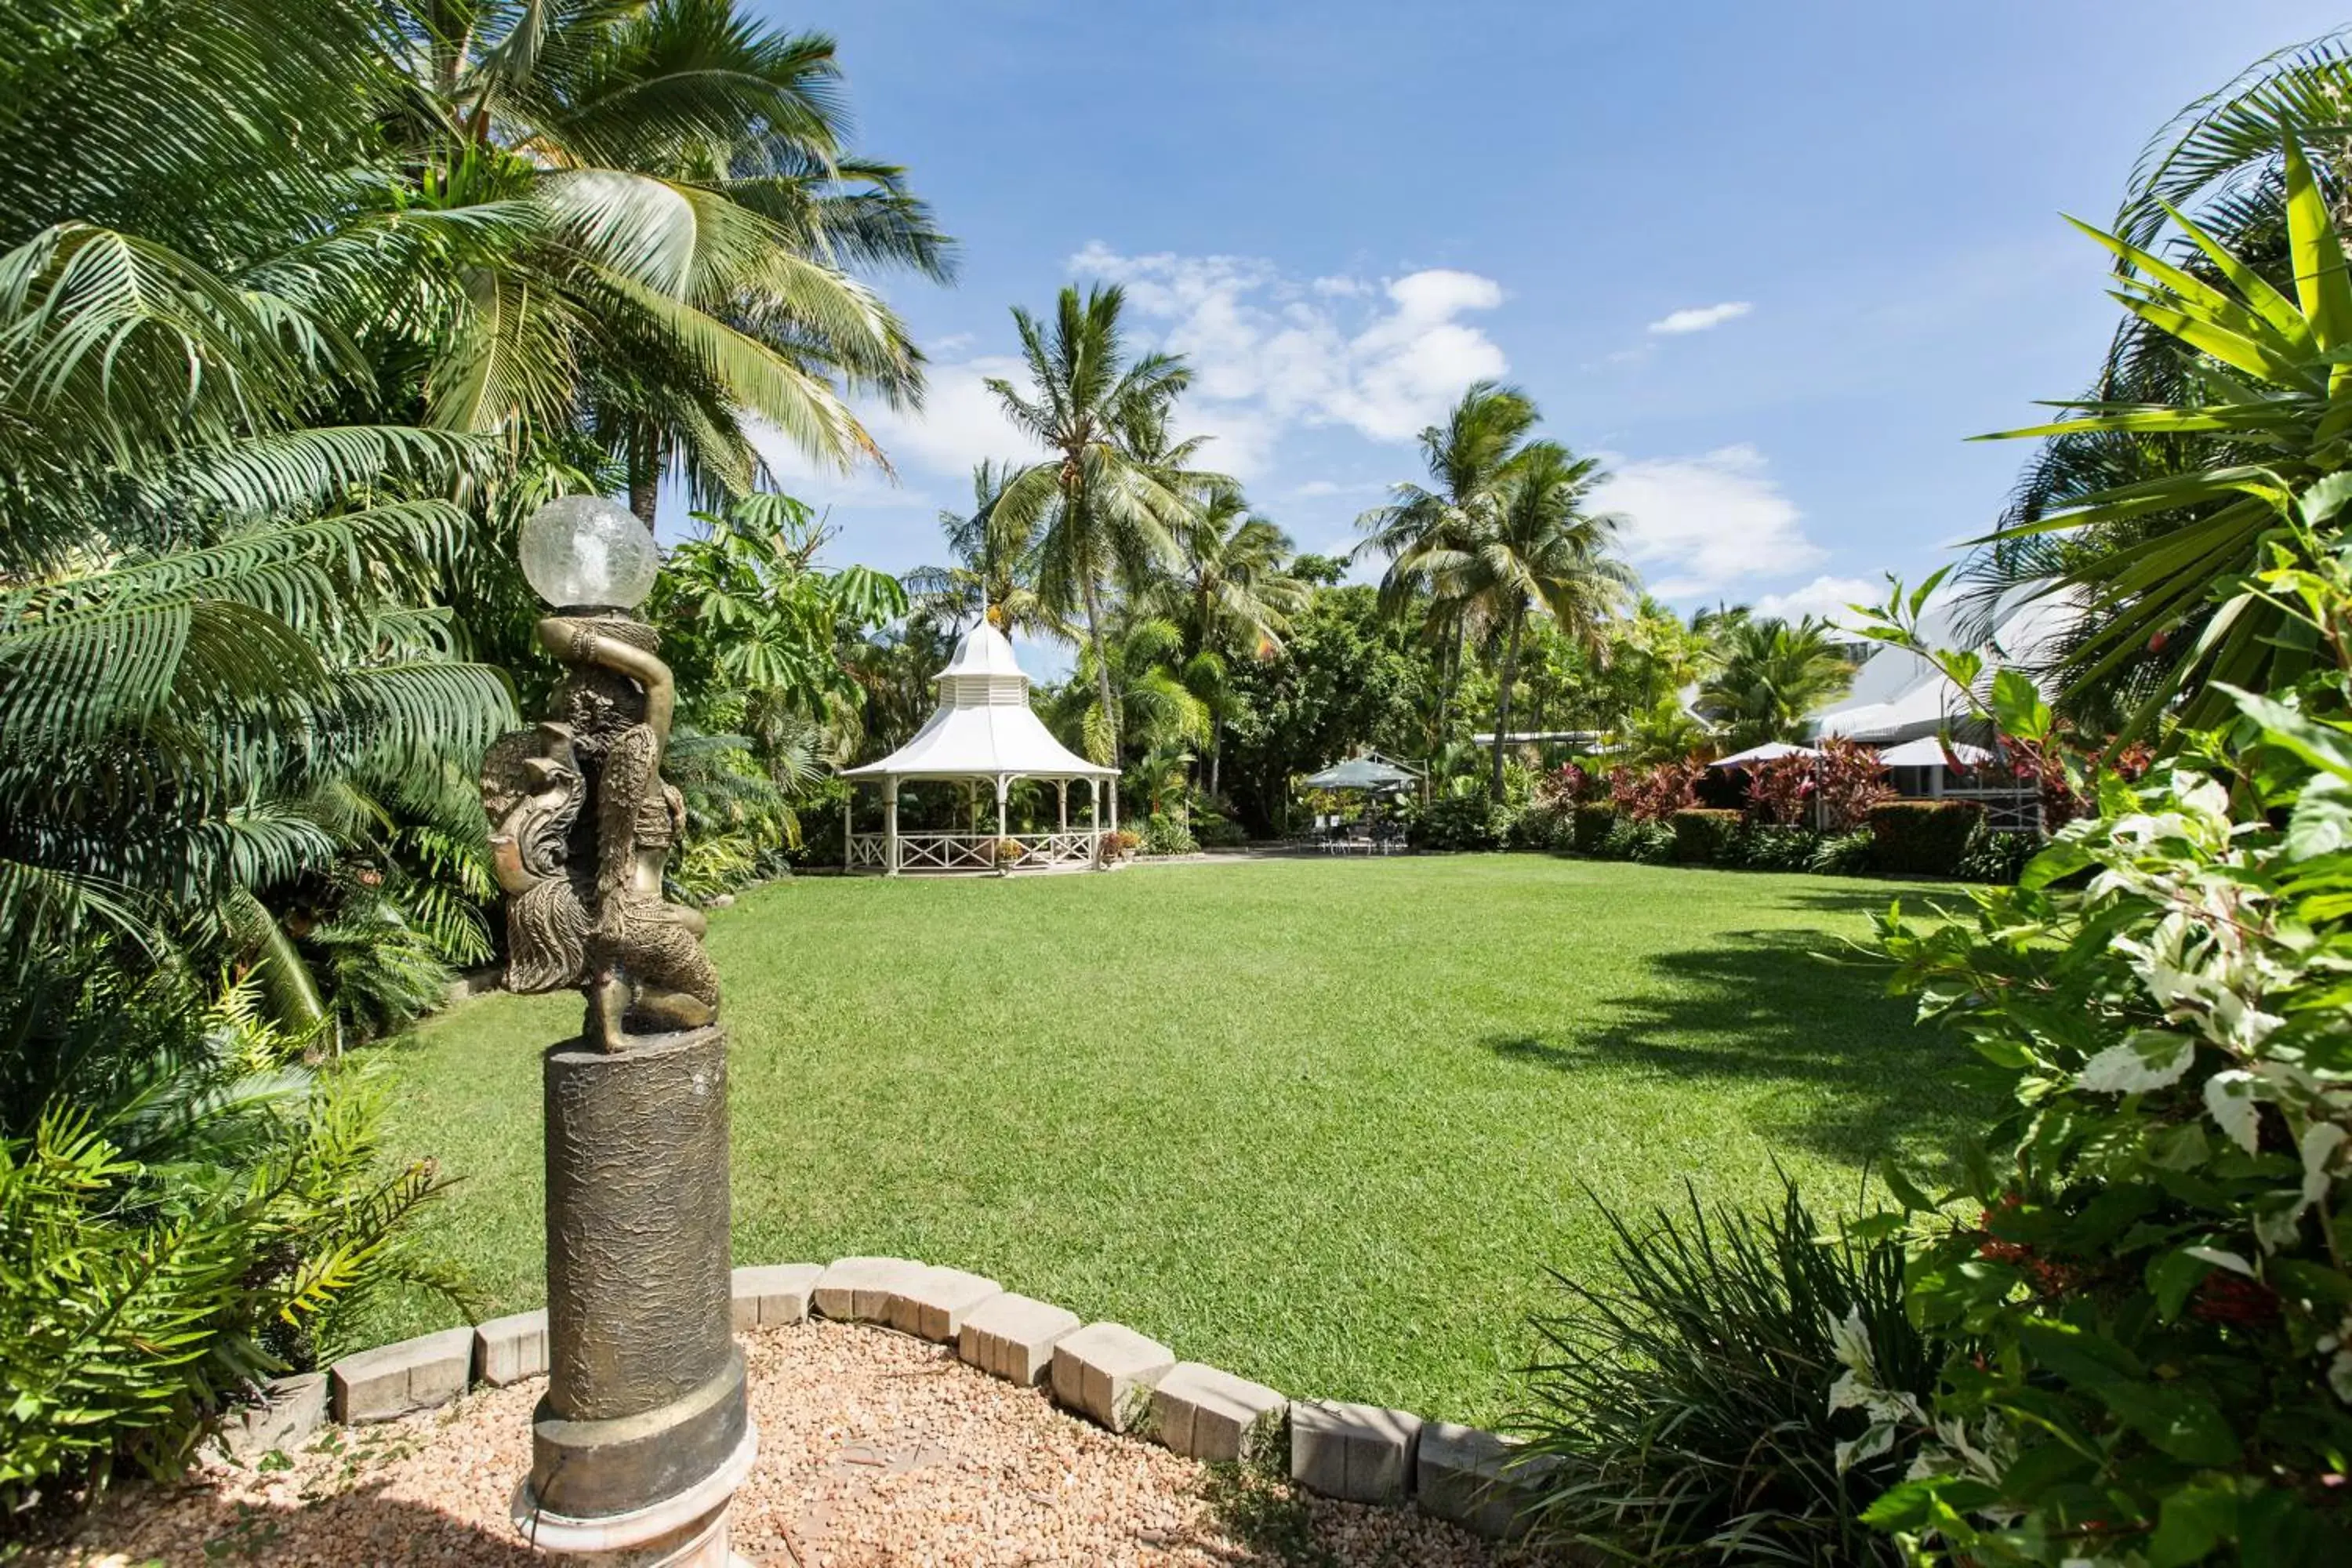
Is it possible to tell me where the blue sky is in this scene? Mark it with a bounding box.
[734,2,2336,670]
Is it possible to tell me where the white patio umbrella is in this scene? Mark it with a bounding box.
[1876,737,1994,768]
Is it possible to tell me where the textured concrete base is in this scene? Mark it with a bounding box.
[535,1027,744,1522]
[533,1348,750,1522]
[516,1425,757,1563]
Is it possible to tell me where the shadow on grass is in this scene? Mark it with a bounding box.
[1483,929,1992,1165]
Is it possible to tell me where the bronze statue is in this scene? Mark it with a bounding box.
[482,612,719,1051]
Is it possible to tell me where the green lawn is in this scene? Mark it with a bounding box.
[364,855,1985,1425]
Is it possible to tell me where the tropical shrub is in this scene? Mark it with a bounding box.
[1746,751,1818,825]
[1817,738,1898,831]
[1671,808,1744,864]
[1861,574,2352,1562]
[1519,1179,1940,1565]
[1410,795,1518,851]
[1809,831,1876,877]
[1610,758,1704,823]
[1955,825,2039,886]
[1570,803,1618,853]
[1866,800,1983,877]
[1191,810,1250,849]
[1600,818,1679,864]
[1,968,458,1512]
[1726,823,1826,873]
[1508,805,1568,852]
[1139,815,1199,857]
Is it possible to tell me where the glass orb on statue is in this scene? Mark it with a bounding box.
[519,495,660,610]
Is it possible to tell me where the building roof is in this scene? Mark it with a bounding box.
[1809,593,2076,745]
[842,622,1116,780]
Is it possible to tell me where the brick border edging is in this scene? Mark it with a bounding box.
[248,1255,1551,1544]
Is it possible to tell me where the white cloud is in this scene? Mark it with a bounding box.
[1068,243,1508,446]
[1751,574,1882,624]
[863,354,1045,479]
[1647,300,1753,335]
[1592,444,1824,599]
[1292,478,1385,499]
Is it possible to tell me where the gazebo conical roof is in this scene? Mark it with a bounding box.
[844,622,1115,780]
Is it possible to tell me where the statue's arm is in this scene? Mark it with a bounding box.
[536,616,676,743]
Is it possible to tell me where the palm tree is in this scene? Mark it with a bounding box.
[986,285,1207,767]
[904,462,1069,641]
[1447,445,1635,799]
[1696,617,1857,749]
[1142,485,1307,796]
[1355,382,1541,734]
[1966,37,2352,734]
[1152,485,1309,656]
[381,2,949,514]
[1043,614,1210,779]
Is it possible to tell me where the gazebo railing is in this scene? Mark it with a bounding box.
[849,829,1102,873]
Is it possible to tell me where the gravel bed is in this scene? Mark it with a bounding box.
[41,1320,1523,1566]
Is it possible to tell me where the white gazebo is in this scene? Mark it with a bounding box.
[840,621,1120,874]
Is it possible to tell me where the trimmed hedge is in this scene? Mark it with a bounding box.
[1867,800,1982,877]
[1670,808,1744,864]
[1570,804,1617,854]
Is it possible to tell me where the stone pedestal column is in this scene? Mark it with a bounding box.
[514,1026,753,1566]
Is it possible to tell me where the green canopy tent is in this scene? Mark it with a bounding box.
[1297,752,1421,849]
[1299,756,1420,791]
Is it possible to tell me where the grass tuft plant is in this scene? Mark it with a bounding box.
[1516,1177,1941,1566]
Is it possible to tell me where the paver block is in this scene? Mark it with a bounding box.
[330,1327,475,1423]
[473,1309,549,1387]
[1290,1399,1422,1503]
[225,1372,327,1457]
[887,1265,1002,1341]
[733,1263,824,1330]
[958,1294,1081,1385]
[812,1256,927,1323]
[1417,1421,1558,1538]
[1051,1322,1174,1432]
[1151,1362,1287,1463]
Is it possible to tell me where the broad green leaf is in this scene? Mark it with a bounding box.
[2283,139,2352,367]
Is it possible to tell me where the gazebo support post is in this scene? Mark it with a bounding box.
[841,785,852,873]
[1057,780,1068,835]
[995,775,1010,877]
[884,779,899,877]
[1089,779,1102,868]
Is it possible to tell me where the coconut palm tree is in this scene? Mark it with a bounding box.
[904,462,1069,641]
[379,1,949,515]
[1421,444,1635,799]
[1355,382,1541,734]
[1150,485,1308,656]
[1696,617,1857,749]
[986,285,1207,767]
